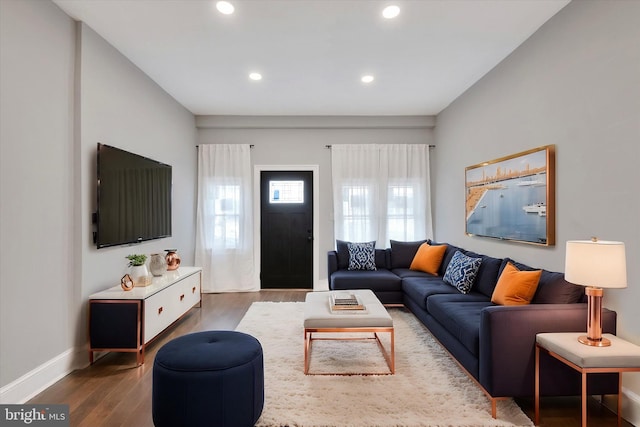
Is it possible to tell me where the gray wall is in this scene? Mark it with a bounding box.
[0,1,197,398]
[196,115,435,284]
[433,0,640,420]
[0,0,76,390]
[78,23,197,302]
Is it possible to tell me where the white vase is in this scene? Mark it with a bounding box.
[130,264,152,287]
[149,253,167,276]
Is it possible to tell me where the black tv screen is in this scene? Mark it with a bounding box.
[96,143,172,248]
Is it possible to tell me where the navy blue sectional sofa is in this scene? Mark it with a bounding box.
[328,240,618,417]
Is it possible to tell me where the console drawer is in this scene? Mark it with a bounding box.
[143,289,177,343]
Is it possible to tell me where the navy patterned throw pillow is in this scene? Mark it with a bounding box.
[347,241,377,271]
[443,250,482,294]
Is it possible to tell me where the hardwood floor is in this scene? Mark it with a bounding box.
[28,291,631,427]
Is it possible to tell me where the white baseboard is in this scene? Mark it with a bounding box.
[314,279,330,291]
[621,386,640,426]
[0,347,83,404]
[603,386,640,426]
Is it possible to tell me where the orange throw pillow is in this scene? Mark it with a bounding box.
[491,262,542,305]
[409,243,447,275]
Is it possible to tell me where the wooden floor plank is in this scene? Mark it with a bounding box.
[26,290,630,427]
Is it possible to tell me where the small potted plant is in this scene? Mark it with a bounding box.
[126,254,151,286]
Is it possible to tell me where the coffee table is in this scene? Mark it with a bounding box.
[303,289,394,375]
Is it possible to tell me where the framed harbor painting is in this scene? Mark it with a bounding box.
[465,145,555,246]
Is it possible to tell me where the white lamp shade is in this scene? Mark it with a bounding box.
[565,240,627,288]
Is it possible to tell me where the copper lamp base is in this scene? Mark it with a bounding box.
[578,335,611,347]
[579,286,611,347]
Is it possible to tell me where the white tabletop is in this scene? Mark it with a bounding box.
[304,289,393,328]
[89,266,201,300]
[537,332,640,368]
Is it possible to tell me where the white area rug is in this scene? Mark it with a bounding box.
[236,302,534,427]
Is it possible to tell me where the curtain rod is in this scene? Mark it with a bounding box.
[325,144,435,148]
[196,144,254,148]
[196,144,434,149]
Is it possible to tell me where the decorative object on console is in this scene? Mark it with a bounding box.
[165,249,181,271]
[149,253,167,276]
[565,238,627,347]
[126,254,151,287]
[120,274,134,291]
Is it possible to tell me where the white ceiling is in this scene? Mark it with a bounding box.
[53,0,570,116]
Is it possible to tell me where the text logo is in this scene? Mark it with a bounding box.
[0,405,69,426]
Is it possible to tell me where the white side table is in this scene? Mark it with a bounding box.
[535,332,640,427]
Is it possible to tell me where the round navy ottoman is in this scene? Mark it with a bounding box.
[152,331,264,427]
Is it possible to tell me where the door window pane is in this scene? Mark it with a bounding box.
[269,180,304,204]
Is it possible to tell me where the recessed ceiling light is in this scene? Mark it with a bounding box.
[382,5,400,19]
[216,1,234,15]
[361,75,375,84]
[249,72,262,81]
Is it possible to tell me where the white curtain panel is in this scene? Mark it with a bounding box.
[195,144,256,292]
[331,144,433,247]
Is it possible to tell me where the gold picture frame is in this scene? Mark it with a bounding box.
[465,145,555,246]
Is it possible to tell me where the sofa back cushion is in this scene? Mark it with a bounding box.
[336,240,350,270]
[462,250,503,298]
[375,248,390,269]
[390,239,429,269]
[336,240,389,270]
[437,243,464,276]
[500,258,585,304]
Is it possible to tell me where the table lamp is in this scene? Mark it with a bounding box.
[565,238,627,347]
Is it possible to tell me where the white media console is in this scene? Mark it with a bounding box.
[88,266,202,365]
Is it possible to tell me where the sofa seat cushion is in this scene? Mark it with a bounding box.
[401,276,459,310]
[330,269,401,292]
[391,268,436,279]
[426,294,492,357]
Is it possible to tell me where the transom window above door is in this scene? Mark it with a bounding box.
[269,180,304,204]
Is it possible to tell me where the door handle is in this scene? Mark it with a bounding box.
[307,235,314,242]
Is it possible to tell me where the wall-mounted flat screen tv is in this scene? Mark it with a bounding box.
[96,143,172,249]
